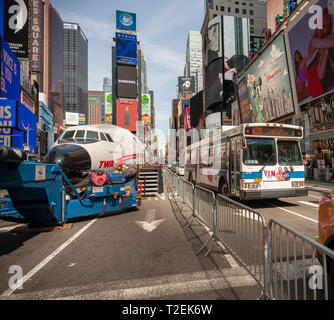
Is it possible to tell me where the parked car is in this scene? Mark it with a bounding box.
[177,165,184,176]
[316,189,334,297]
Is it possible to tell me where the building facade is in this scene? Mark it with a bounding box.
[235,0,334,184]
[88,91,105,125]
[63,22,88,118]
[184,31,203,93]
[205,0,267,39]
[103,77,112,92]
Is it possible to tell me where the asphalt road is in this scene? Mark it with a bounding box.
[0,181,331,300]
[0,188,259,300]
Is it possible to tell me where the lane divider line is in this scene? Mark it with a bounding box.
[1,218,98,297]
[264,201,317,224]
[297,201,319,208]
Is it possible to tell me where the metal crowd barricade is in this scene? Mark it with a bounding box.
[193,185,216,256]
[215,194,269,299]
[268,219,334,300]
[183,180,195,211]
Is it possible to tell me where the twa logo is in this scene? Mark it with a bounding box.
[264,171,276,177]
[99,160,114,169]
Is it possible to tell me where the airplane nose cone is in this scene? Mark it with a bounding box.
[44,144,91,171]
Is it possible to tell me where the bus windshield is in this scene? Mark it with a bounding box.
[277,140,302,165]
[243,138,276,166]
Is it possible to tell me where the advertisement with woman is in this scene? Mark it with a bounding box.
[288,0,334,105]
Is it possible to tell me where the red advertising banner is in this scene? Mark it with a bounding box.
[116,98,138,131]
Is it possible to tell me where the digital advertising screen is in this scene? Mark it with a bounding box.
[116,99,138,132]
[116,32,137,65]
[287,0,334,106]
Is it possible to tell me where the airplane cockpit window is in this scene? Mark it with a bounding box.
[60,130,75,142]
[75,130,85,140]
[105,133,114,142]
[86,131,100,141]
[100,132,107,141]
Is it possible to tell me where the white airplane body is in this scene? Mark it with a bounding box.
[44,124,145,175]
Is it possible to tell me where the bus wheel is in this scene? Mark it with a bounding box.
[219,179,228,196]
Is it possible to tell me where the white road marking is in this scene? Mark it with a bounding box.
[1,218,98,297]
[264,201,317,224]
[1,267,256,300]
[298,201,319,208]
[135,209,165,232]
[0,224,24,232]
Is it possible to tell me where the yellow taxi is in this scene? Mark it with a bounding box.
[316,189,334,296]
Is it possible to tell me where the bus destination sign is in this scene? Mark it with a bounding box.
[245,127,302,137]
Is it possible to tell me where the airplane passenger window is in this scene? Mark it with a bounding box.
[86,131,99,140]
[75,130,85,140]
[100,132,107,141]
[105,133,114,142]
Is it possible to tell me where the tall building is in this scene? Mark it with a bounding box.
[139,47,148,94]
[201,0,266,115]
[63,22,88,118]
[204,0,267,39]
[88,91,105,124]
[103,77,112,92]
[184,31,203,93]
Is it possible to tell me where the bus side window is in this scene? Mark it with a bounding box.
[236,138,241,172]
[231,139,235,172]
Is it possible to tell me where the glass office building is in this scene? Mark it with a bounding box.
[63,22,88,118]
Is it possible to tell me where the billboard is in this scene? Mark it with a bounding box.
[3,0,29,58]
[206,112,221,130]
[287,0,334,106]
[116,33,137,65]
[17,102,37,154]
[237,76,252,123]
[232,100,241,125]
[105,92,112,123]
[117,65,137,99]
[29,0,44,88]
[204,15,223,68]
[178,77,195,94]
[0,0,3,38]
[185,105,191,131]
[116,10,136,32]
[1,37,20,101]
[0,100,37,153]
[65,112,79,126]
[205,58,224,108]
[141,94,151,126]
[116,99,137,132]
[245,33,294,123]
[79,113,86,125]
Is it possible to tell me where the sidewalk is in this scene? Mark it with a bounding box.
[306,180,333,193]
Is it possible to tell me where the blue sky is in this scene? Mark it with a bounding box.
[53,0,205,145]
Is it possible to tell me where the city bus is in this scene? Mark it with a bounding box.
[185,123,308,200]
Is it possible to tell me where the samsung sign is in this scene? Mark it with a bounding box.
[116,10,136,32]
[117,65,137,99]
